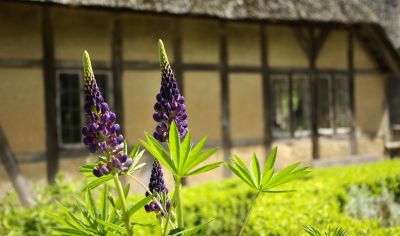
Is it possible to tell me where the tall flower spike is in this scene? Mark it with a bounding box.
[144,160,171,214]
[82,51,132,177]
[152,40,188,142]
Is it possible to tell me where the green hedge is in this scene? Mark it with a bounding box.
[1,159,400,235]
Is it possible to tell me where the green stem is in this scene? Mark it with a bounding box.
[175,177,184,228]
[238,191,261,236]
[114,174,133,236]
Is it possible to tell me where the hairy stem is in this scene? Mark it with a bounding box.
[114,173,133,236]
[175,177,184,228]
[238,191,261,236]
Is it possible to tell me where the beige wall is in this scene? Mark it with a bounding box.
[268,25,308,67]
[229,73,264,140]
[227,22,260,66]
[184,72,221,142]
[354,37,378,69]
[0,69,46,154]
[0,2,42,59]
[52,7,112,61]
[182,18,219,64]
[355,74,386,135]
[122,13,175,62]
[123,71,161,143]
[317,30,347,69]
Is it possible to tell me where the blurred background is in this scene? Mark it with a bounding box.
[1,0,400,235]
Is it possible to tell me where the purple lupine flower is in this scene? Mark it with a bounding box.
[152,40,188,142]
[144,160,171,215]
[82,51,132,177]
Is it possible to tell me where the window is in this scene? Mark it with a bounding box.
[271,71,349,139]
[271,72,310,138]
[317,73,350,135]
[57,70,112,145]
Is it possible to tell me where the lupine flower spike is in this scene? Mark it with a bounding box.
[144,160,171,214]
[152,40,188,142]
[81,51,132,177]
[145,40,187,216]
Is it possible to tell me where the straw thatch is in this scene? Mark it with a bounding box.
[20,0,379,24]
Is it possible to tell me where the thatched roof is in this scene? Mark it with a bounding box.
[20,0,379,24]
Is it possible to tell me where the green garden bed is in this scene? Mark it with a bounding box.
[2,159,400,235]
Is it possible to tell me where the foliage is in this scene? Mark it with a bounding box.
[3,160,399,235]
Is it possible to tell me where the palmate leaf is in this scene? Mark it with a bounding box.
[83,174,113,191]
[127,193,155,217]
[140,121,221,178]
[227,146,310,192]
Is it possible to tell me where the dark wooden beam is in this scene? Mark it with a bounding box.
[219,21,232,177]
[308,26,319,160]
[112,16,125,132]
[182,63,219,71]
[347,28,357,155]
[0,126,36,207]
[288,72,294,138]
[260,23,272,156]
[0,59,42,68]
[56,60,111,70]
[41,6,59,184]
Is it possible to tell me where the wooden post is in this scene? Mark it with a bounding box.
[0,127,36,207]
[42,6,59,184]
[308,27,319,160]
[288,72,294,138]
[112,16,124,133]
[260,23,272,156]
[347,28,357,154]
[219,21,232,177]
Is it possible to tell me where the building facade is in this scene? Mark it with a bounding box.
[0,0,399,184]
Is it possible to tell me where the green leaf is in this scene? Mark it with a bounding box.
[80,164,96,173]
[95,219,127,235]
[225,163,256,189]
[182,147,219,174]
[187,136,208,161]
[261,168,274,187]
[231,155,257,189]
[101,183,109,220]
[86,188,99,218]
[250,153,261,188]
[168,220,212,236]
[56,202,90,233]
[127,193,155,217]
[266,169,310,190]
[124,183,131,198]
[267,162,301,186]
[140,134,177,173]
[179,131,192,172]
[123,139,128,154]
[304,225,322,236]
[129,143,140,158]
[84,175,113,191]
[264,146,277,171]
[169,121,181,170]
[185,162,222,177]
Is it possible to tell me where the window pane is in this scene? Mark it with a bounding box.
[292,74,310,136]
[317,75,331,129]
[334,75,349,128]
[59,73,81,144]
[271,75,290,138]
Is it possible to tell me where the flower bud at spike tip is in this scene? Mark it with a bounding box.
[81,51,132,177]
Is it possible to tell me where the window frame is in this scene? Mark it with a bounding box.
[270,69,350,140]
[56,69,113,148]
